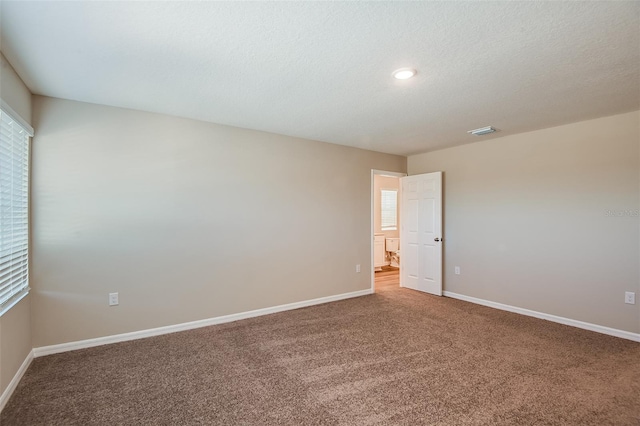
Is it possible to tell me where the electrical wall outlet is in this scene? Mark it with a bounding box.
[454,266,461,275]
[625,292,635,305]
[109,292,119,306]
[356,264,361,273]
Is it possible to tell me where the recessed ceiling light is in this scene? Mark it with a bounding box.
[467,126,496,136]
[392,68,417,80]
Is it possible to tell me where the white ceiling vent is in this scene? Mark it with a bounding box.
[467,126,497,136]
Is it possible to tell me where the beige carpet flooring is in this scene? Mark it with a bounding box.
[2,284,639,425]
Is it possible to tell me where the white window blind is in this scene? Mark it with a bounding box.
[381,189,397,231]
[0,107,31,313]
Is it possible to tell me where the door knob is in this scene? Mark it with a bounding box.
[434,238,441,242]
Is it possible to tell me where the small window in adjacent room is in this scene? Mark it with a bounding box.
[381,189,398,231]
[0,105,33,315]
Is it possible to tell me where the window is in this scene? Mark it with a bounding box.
[381,189,397,231]
[0,104,32,315]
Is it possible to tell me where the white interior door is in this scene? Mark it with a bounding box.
[400,172,442,296]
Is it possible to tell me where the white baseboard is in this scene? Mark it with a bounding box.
[443,291,640,343]
[0,349,33,413]
[34,288,373,357]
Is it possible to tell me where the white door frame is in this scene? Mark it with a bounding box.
[371,169,407,293]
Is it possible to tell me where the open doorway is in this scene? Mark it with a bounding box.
[371,170,406,293]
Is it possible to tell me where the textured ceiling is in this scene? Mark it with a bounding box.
[1,1,638,156]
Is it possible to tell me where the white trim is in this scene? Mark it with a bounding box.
[0,350,33,413]
[372,170,406,179]
[0,99,34,136]
[443,291,640,343]
[371,170,406,293]
[34,288,373,357]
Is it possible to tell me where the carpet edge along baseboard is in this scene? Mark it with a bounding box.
[32,288,374,357]
[443,291,640,343]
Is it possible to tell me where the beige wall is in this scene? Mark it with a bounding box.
[0,298,31,393]
[0,52,33,397]
[408,111,640,333]
[31,96,406,347]
[373,175,400,239]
